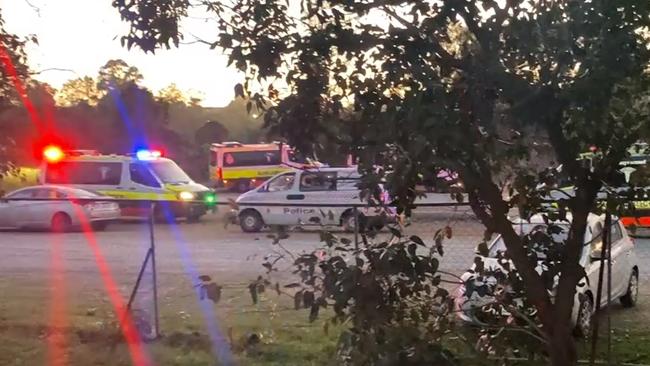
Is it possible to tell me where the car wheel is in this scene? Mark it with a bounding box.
[91,221,109,231]
[574,295,593,338]
[620,270,639,308]
[51,212,72,233]
[239,210,263,233]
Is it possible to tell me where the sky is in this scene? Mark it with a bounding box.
[1,0,243,107]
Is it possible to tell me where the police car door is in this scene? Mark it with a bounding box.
[296,171,339,225]
[255,172,299,226]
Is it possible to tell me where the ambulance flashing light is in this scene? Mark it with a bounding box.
[43,145,65,163]
[136,149,162,161]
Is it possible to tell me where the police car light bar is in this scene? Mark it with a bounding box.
[43,145,65,163]
[136,149,162,161]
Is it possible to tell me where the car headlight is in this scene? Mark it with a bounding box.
[179,191,195,201]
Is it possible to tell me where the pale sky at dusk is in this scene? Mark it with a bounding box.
[1,0,243,107]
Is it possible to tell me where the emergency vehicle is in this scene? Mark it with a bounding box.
[38,147,216,221]
[233,167,396,232]
[209,142,314,192]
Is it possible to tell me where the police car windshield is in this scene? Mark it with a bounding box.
[148,161,192,184]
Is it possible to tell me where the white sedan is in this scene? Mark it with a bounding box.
[0,185,120,232]
[456,213,639,337]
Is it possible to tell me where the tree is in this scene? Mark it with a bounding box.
[0,8,32,177]
[55,76,102,106]
[156,83,189,105]
[194,120,229,146]
[97,59,143,92]
[114,1,650,364]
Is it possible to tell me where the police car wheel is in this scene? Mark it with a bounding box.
[240,210,263,232]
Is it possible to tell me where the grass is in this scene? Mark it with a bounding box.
[0,272,648,365]
[0,275,339,366]
[0,167,39,192]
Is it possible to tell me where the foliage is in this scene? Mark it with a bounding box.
[256,225,457,366]
[195,120,229,145]
[0,8,31,177]
[114,1,650,364]
[156,83,190,105]
[97,59,143,92]
[55,76,102,107]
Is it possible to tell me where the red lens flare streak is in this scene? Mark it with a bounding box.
[0,42,150,366]
[47,234,68,366]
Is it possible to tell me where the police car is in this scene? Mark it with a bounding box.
[38,147,215,221]
[234,167,395,232]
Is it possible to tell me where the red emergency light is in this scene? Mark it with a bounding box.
[43,145,64,163]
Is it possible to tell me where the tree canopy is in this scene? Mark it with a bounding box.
[114,1,650,364]
[0,8,32,176]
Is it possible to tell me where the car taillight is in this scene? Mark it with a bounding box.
[217,167,223,180]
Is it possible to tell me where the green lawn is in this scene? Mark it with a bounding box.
[0,275,339,366]
[0,274,648,366]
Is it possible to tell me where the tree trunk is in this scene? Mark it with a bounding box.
[549,324,578,366]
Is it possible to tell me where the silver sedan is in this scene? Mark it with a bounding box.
[0,185,120,232]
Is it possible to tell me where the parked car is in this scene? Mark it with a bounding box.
[455,213,639,337]
[0,185,120,232]
[234,167,396,232]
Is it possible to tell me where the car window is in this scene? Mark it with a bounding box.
[45,161,122,185]
[130,164,161,187]
[611,221,624,243]
[5,189,34,199]
[224,150,281,167]
[32,188,64,199]
[300,172,337,192]
[590,222,604,254]
[266,173,295,192]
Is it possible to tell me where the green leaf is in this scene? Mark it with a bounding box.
[389,227,402,238]
[410,235,426,246]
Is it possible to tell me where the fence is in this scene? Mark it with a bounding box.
[0,195,648,365]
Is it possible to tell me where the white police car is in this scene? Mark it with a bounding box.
[234,167,395,232]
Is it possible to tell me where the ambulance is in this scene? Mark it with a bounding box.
[209,141,315,192]
[38,147,216,221]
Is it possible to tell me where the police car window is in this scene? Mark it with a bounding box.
[300,172,337,192]
[130,164,160,187]
[223,150,280,167]
[267,173,295,192]
[45,162,122,185]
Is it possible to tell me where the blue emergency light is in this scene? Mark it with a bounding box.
[136,149,162,161]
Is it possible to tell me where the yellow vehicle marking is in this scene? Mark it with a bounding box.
[97,190,177,201]
[221,167,291,180]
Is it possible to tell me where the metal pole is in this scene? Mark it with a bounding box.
[605,211,612,365]
[353,206,359,250]
[150,202,160,338]
[126,248,152,311]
